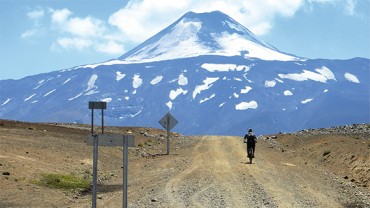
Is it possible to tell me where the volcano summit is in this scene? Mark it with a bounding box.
[119,11,301,63]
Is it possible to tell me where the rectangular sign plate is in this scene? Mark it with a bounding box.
[87,134,135,147]
[89,101,107,110]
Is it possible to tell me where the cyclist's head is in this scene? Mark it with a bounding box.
[248,128,253,133]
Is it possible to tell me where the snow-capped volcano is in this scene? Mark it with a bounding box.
[119,11,300,63]
[0,11,369,135]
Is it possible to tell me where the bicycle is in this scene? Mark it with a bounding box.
[247,146,254,164]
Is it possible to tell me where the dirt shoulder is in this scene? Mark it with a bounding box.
[0,120,369,207]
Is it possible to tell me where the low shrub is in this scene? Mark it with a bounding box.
[35,173,90,191]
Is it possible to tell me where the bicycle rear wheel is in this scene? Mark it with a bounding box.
[247,147,253,164]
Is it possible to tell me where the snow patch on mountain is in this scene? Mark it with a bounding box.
[178,73,188,86]
[213,32,299,61]
[76,60,125,69]
[132,74,143,88]
[69,93,83,101]
[1,98,12,106]
[275,78,284,83]
[68,74,99,100]
[241,86,252,94]
[344,73,360,83]
[170,88,188,100]
[317,66,336,81]
[85,74,99,95]
[24,94,36,102]
[278,67,336,83]
[116,71,126,81]
[200,94,216,103]
[166,101,173,110]
[34,79,45,90]
[101,98,112,103]
[192,77,219,99]
[235,101,258,110]
[87,74,98,91]
[44,89,56,97]
[201,63,250,72]
[219,102,226,107]
[284,90,293,96]
[265,80,276,88]
[150,76,163,85]
[301,98,313,104]
[63,78,72,85]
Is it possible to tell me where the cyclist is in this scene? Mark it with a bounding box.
[244,128,257,160]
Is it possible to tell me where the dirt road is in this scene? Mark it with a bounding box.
[97,136,367,208]
[1,121,369,207]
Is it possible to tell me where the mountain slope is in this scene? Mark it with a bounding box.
[0,11,369,135]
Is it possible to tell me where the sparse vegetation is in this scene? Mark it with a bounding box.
[35,173,90,191]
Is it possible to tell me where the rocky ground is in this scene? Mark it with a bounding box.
[0,120,369,207]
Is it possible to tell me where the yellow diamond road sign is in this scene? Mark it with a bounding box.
[159,113,178,131]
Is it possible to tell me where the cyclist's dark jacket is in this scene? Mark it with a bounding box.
[244,133,257,156]
[244,133,257,144]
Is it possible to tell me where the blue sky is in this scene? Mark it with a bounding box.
[0,0,369,80]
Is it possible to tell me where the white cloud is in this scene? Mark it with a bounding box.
[344,0,355,16]
[27,9,44,19]
[67,16,104,37]
[21,29,37,39]
[96,40,124,54]
[22,9,46,39]
[55,37,92,50]
[305,0,359,16]
[48,8,123,54]
[51,8,72,24]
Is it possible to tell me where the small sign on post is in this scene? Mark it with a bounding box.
[89,101,107,134]
[159,112,178,155]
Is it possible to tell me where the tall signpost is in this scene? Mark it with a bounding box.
[89,101,106,134]
[88,101,106,208]
[159,112,178,155]
[88,101,135,208]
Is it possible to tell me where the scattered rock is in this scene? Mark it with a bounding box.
[2,171,10,176]
[151,198,158,202]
